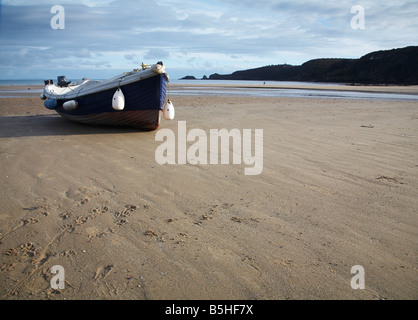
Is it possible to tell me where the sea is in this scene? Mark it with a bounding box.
[1,79,418,101]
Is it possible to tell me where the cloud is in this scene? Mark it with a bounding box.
[144,48,170,60]
[124,54,136,61]
[75,48,92,58]
[0,0,417,79]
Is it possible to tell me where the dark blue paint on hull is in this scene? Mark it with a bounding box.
[55,74,167,130]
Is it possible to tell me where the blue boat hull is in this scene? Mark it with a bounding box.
[54,73,167,130]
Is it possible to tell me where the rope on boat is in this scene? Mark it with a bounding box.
[123,62,150,74]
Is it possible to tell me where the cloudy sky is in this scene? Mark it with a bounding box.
[0,0,417,80]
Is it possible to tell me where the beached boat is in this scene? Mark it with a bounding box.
[41,62,174,130]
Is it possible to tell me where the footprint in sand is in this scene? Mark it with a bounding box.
[115,205,137,218]
[94,265,113,280]
[115,219,128,227]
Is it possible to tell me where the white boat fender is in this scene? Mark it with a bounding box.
[152,63,166,74]
[112,88,125,110]
[163,100,175,120]
[44,99,58,110]
[63,100,78,111]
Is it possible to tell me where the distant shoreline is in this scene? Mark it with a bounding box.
[204,46,418,85]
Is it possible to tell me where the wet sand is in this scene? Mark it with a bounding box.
[170,82,418,95]
[0,85,417,299]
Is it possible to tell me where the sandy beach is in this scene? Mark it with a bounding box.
[0,84,417,300]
